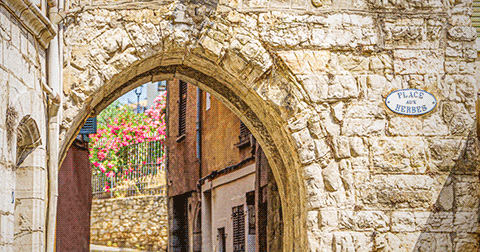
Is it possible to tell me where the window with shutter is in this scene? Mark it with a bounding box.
[178,80,187,138]
[232,205,245,252]
[236,121,252,148]
[473,0,480,38]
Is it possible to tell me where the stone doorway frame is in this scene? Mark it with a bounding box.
[58,52,308,251]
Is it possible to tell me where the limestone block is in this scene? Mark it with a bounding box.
[415,212,454,232]
[447,26,477,41]
[314,139,331,160]
[387,117,422,136]
[445,61,475,75]
[318,210,338,232]
[278,50,331,75]
[342,118,386,137]
[292,128,316,163]
[350,157,370,172]
[393,50,443,75]
[354,211,389,232]
[307,211,319,230]
[322,161,342,192]
[299,74,329,103]
[305,177,326,209]
[328,74,358,99]
[374,232,418,251]
[454,179,480,210]
[319,111,341,137]
[344,103,386,119]
[365,75,387,101]
[454,233,479,252]
[442,102,474,136]
[332,232,355,252]
[331,102,344,122]
[339,160,354,190]
[15,166,46,199]
[423,113,450,136]
[427,138,464,172]
[338,210,355,230]
[363,175,437,209]
[307,230,332,252]
[370,137,426,173]
[414,233,453,252]
[13,231,44,251]
[352,232,373,252]
[333,136,351,159]
[391,211,415,232]
[454,212,479,232]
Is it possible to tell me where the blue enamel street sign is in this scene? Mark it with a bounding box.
[385,89,436,116]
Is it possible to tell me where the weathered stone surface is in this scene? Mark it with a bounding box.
[90,196,168,251]
[1,0,479,251]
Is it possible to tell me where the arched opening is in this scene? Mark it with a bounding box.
[59,52,307,251]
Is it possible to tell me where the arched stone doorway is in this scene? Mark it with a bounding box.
[59,6,310,251]
[58,1,480,251]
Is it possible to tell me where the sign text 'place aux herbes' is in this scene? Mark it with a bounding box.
[385,89,436,116]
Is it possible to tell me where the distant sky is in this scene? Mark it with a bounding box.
[117,83,149,105]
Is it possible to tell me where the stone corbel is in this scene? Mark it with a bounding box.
[1,0,56,49]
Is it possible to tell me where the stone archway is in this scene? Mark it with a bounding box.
[59,0,480,251]
[59,5,311,251]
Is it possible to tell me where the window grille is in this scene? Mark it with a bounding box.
[232,205,245,252]
[178,80,187,137]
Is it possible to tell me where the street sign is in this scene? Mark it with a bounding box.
[385,89,436,116]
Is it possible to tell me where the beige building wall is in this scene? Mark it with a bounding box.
[201,164,255,252]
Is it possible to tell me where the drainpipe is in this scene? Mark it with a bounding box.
[196,88,202,179]
[46,0,64,251]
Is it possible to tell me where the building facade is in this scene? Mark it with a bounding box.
[166,79,282,251]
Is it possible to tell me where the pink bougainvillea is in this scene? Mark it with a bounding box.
[89,91,167,192]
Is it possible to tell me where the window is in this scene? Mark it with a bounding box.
[236,121,252,148]
[178,80,187,137]
[246,191,255,235]
[218,227,226,252]
[232,205,245,252]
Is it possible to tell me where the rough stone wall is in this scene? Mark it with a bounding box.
[62,0,479,251]
[0,2,51,251]
[90,196,168,251]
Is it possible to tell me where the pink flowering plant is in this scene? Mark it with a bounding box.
[89,92,167,192]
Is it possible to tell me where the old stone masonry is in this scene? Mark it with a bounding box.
[1,0,480,251]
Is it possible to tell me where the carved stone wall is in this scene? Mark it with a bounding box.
[0,0,53,251]
[59,0,480,251]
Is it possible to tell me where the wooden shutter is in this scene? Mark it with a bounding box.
[240,121,251,138]
[178,80,187,137]
[232,205,245,252]
[473,0,480,37]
